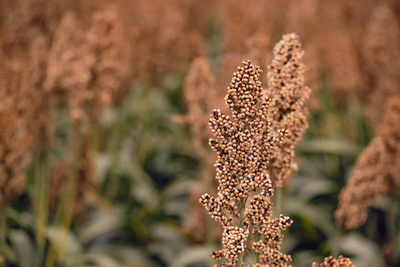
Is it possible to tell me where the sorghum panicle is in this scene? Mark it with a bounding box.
[335,136,388,229]
[336,96,400,229]
[200,60,292,266]
[312,255,355,267]
[267,33,311,187]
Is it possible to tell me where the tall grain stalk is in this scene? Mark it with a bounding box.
[45,136,83,267]
[34,153,50,248]
[200,60,292,266]
[200,33,311,266]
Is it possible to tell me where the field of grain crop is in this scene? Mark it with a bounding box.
[0,1,399,266]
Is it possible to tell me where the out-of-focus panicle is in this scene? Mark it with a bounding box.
[0,0,58,46]
[183,58,221,241]
[44,5,130,223]
[316,1,365,104]
[284,0,322,112]
[128,0,208,82]
[49,135,95,223]
[379,97,400,189]
[44,11,95,126]
[336,96,400,230]
[312,255,355,267]
[335,137,388,229]
[321,31,363,103]
[45,5,130,127]
[86,4,131,108]
[267,33,311,187]
[0,60,32,205]
[362,4,400,126]
[0,107,31,205]
[363,3,400,93]
[217,0,289,55]
[184,58,218,158]
[200,60,292,266]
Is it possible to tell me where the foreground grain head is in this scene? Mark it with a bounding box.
[200,60,292,266]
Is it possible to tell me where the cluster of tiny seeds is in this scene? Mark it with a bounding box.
[253,214,293,266]
[252,239,292,267]
[208,61,278,202]
[200,60,293,266]
[335,136,388,229]
[184,58,218,158]
[312,256,355,267]
[244,188,274,231]
[337,96,400,230]
[267,33,311,187]
[199,193,238,226]
[213,226,249,264]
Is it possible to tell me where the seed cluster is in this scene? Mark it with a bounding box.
[184,58,219,158]
[183,58,222,241]
[45,5,130,127]
[200,60,293,266]
[267,33,311,187]
[312,255,355,267]
[252,215,293,266]
[208,61,281,202]
[335,136,387,229]
[220,226,249,264]
[336,96,400,229]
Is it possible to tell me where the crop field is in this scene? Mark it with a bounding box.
[0,1,400,266]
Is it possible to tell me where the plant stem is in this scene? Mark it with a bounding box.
[34,153,50,253]
[389,193,398,265]
[237,198,247,267]
[45,135,82,267]
[0,205,6,264]
[331,231,342,258]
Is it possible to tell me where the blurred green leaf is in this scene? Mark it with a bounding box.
[291,176,335,201]
[46,227,82,255]
[339,233,386,267]
[106,246,156,267]
[170,245,213,267]
[8,230,34,267]
[299,140,361,156]
[79,211,123,245]
[285,198,337,237]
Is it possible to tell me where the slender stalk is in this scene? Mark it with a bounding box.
[34,151,50,266]
[331,231,342,258]
[45,135,82,267]
[237,198,247,267]
[0,204,6,264]
[389,193,398,265]
[107,109,124,198]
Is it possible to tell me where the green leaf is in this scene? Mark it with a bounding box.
[299,139,361,156]
[170,245,214,267]
[285,198,337,237]
[46,226,82,256]
[79,210,123,245]
[9,230,34,267]
[339,233,386,267]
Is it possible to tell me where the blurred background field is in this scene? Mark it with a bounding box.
[1,0,400,266]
